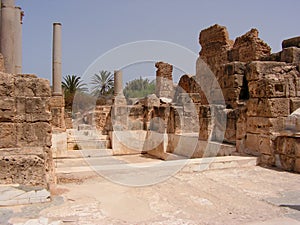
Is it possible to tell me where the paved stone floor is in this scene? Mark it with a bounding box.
[1,164,300,225]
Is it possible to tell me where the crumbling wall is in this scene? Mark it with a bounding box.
[197,24,300,172]
[0,72,55,188]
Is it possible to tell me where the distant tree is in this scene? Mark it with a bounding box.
[62,75,88,109]
[123,77,155,98]
[90,70,114,97]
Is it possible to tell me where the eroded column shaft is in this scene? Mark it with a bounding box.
[0,0,16,73]
[52,23,62,96]
[114,70,123,96]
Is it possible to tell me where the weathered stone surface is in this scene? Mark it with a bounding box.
[0,72,55,189]
[0,155,47,186]
[0,54,5,72]
[275,136,298,156]
[245,133,274,155]
[224,62,246,76]
[281,47,300,64]
[155,62,174,100]
[177,74,207,104]
[144,94,160,108]
[229,28,271,62]
[247,117,285,134]
[248,74,297,98]
[282,36,300,49]
[290,98,300,113]
[0,72,14,96]
[247,98,290,117]
[199,24,233,75]
[295,158,300,173]
[50,96,66,130]
[246,61,289,81]
[0,185,50,206]
[0,123,17,148]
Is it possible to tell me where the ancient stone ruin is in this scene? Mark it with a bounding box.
[88,24,300,172]
[0,0,299,206]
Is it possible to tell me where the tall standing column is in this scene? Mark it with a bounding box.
[0,0,16,73]
[52,23,62,96]
[114,70,123,96]
[14,6,23,74]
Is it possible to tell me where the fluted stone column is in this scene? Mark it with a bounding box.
[0,0,16,73]
[52,23,62,96]
[14,6,23,74]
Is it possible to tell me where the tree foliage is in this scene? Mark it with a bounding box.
[123,77,155,98]
[62,75,88,109]
[90,70,114,97]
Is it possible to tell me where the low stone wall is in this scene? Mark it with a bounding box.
[0,72,55,189]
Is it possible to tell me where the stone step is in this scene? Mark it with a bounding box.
[68,140,111,150]
[56,155,258,175]
[54,149,113,159]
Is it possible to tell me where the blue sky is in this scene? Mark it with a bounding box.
[17,0,300,84]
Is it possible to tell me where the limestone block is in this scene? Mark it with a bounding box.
[220,74,244,89]
[278,154,295,171]
[0,72,14,96]
[224,62,246,76]
[247,98,290,117]
[230,29,271,62]
[25,97,49,114]
[246,61,288,81]
[223,88,241,102]
[199,118,212,141]
[0,54,5,72]
[282,36,300,48]
[297,78,300,97]
[224,118,237,144]
[275,137,298,156]
[0,123,17,148]
[290,98,300,113]
[199,105,211,119]
[281,47,300,64]
[16,122,52,147]
[199,24,233,75]
[0,97,15,122]
[176,93,193,105]
[258,154,275,166]
[144,94,160,108]
[245,133,274,155]
[14,75,38,97]
[247,117,285,134]
[236,139,246,153]
[50,96,64,107]
[0,155,47,187]
[295,158,300,173]
[34,78,52,97]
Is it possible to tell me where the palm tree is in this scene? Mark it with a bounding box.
[90,70,114,97]
[62,75,87,95]
[62,75,87,109]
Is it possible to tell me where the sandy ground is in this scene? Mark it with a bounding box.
[2,165,300,225]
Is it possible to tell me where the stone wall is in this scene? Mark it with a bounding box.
[0,72,55,188]
[197,24,300,172]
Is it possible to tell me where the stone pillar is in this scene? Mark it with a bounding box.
[0,0,16,73]
[113,70,126,105]
[14,6,23,74]
[52,23,62,96]
[155,61,174,101]
[114,70,123,96]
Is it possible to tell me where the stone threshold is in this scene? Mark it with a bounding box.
[0,184,50,206]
